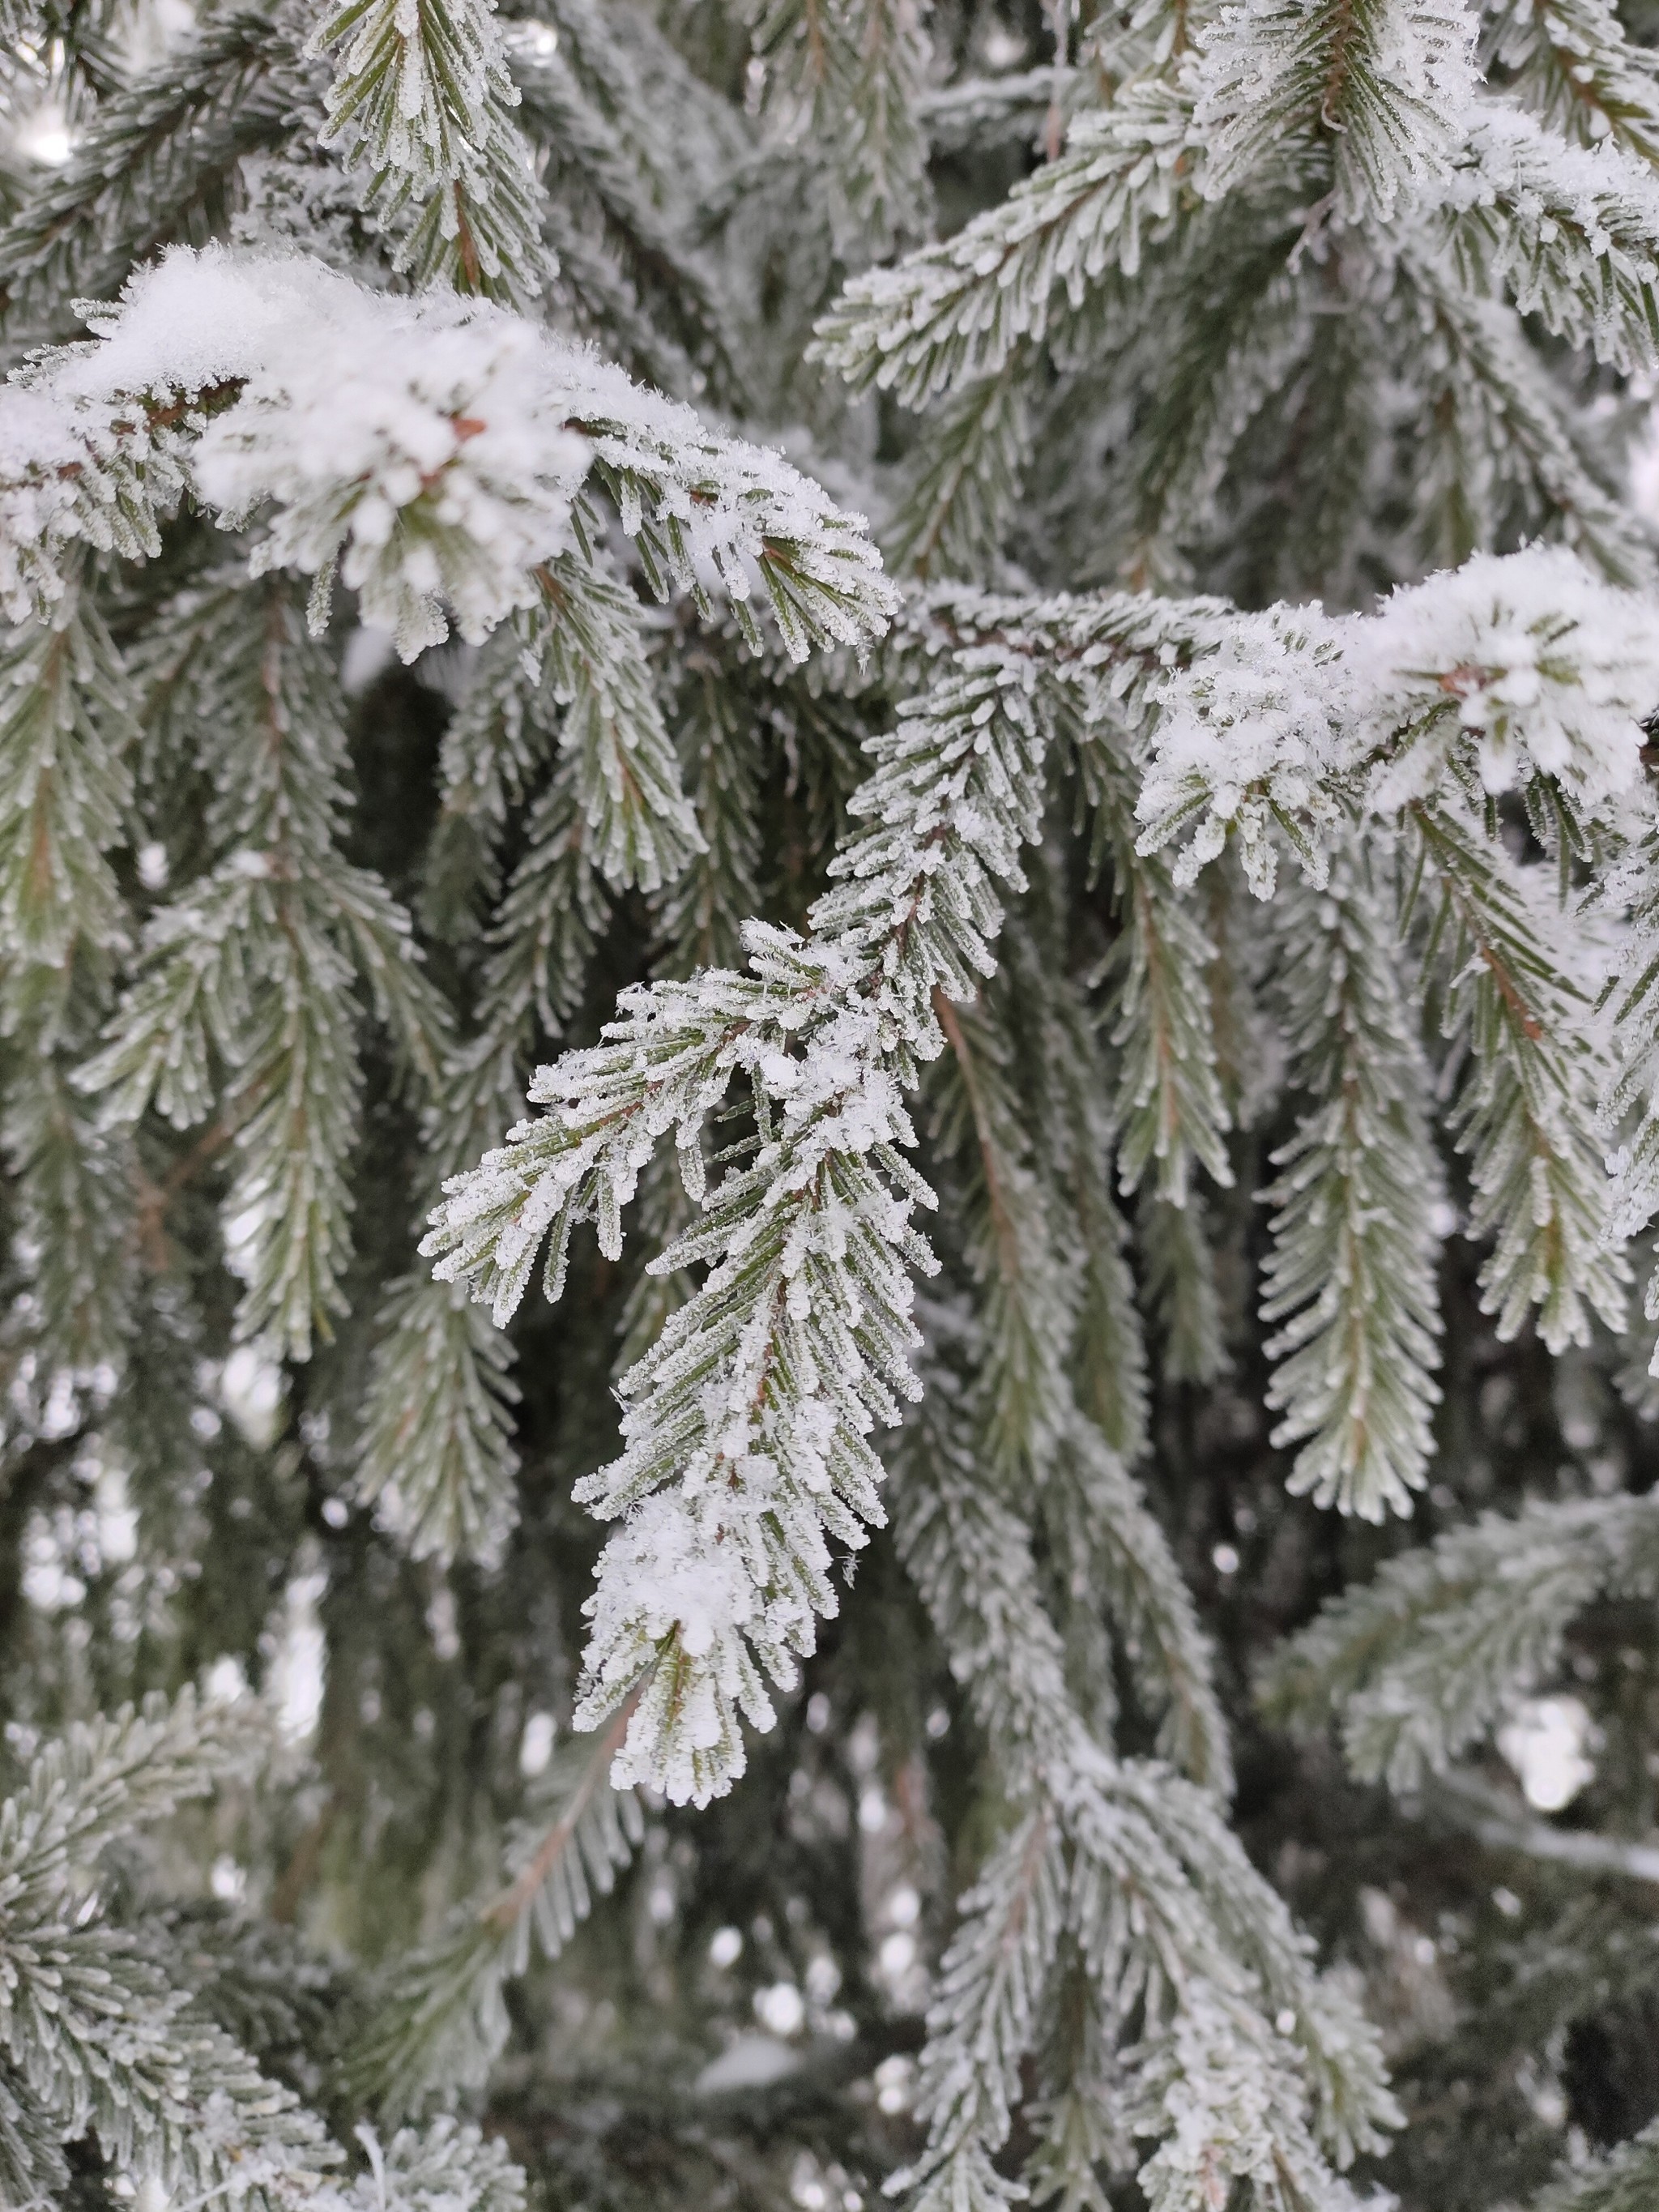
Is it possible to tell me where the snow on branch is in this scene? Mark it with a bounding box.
[0,246,898,660]
[421,583,1242,1800]
[1137,547,1659,896]
[1442,102,1659,375]
[814,65,1659,431]
[1484,0,1659,166]
[1137,552,1645,1359]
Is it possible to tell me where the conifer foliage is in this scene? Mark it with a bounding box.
[11,0,1659,2201]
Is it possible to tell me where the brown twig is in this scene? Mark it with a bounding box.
[483,1685,646,1933]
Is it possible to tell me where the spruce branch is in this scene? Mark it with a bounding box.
[1484,0,1659,164]
[1411,797,1627,1351]
[1012,924,1151,1466]
[309,0,550,304]
[1530,2118,1659,2210]
[890,1379,1398,2206]
[1140,553,1640,1355]
[752,0,934,252]
[1139,1188,1230,1382]
[353,1701,644,2116]
[1260,1491,1659,1788]
[1401,258,1654,585]
[920,916,1225,1779]
[902,587,1239,1199]
[426,654,1049,1801]
[0,587,135,985]
[1190,0,1478,217]
[346,2121,528,2212]
[1046,1411,1232,1791]
[3,1010,137,1372]
[460,759,609,1077]
[1595,818,1659,1355]
[886,359,1034,583]
[930,979,1077,1475]
[1122,238,1310,565]
[1261,853,1444,1520]
[0,246,898,660]
[395,756,611,1565]
[0,1686,264,1911]
[1441,103,1659,377]
[532,548,704,895]
[75,578,436,1360]
[658,661,766,976]
[4,0,1659,2190]
[1083,737,1233,1206]
[0,1689,349,2209]
[0,1932,340,2209]
[905,1802,1069,2210]
[505,10,744,404]
[0,2,315,352]
[810,78,1194,407]
[1138,546,1659,899]
[0,1699,533,2204]
[353,1271,521,1567]
[1422,1767,1659,1883]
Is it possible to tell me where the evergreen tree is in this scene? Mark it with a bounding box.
[11,0,1659,2203]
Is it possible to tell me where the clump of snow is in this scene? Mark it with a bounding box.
[1139,549,1659,894]
[587,1491,757,1665]
[1497,1693,1597,1812]
[57,250,590,656]
[576,1488,775,1804]
[0,246,895,657]
[1358,550,1657,808]
[694,2033,803,2095]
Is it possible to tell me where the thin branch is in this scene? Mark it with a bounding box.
[483,1685,644,1932]
[1422,1770,1659,1885]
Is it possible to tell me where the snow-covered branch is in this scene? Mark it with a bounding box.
[0,246,898,659]
[1137,548,1659,895]
[425,651,1045,1802]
